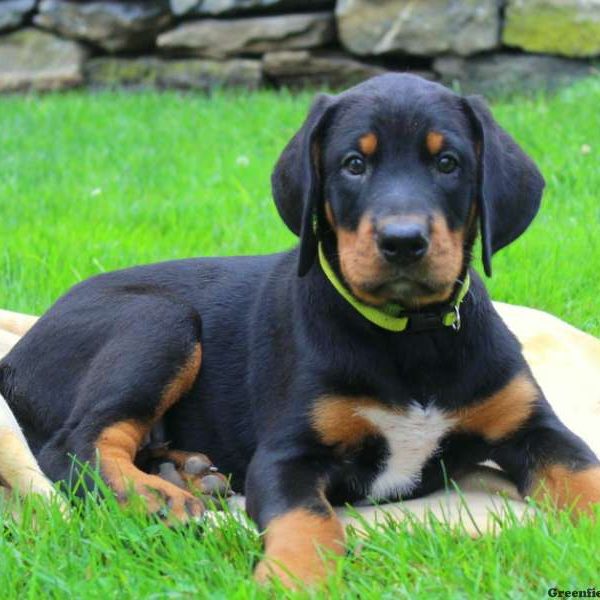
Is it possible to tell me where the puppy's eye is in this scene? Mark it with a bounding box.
[343,155,366,176]
[436,153,458,174]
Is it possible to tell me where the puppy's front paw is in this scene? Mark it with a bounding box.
[254,551,330,589]
[254,509,345,589]
[531,464,600,517]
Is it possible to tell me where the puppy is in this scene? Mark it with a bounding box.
[1,75,598,587]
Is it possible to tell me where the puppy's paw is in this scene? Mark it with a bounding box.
[254,510,345,589]
[147,449,232,498]
[255,558,297,589]
[254,550,331,590]
[135,474,206,525]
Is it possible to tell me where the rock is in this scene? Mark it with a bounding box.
[170,0,333,17]
[171,0,200,14]
[336,0,500,57]
[157,12,334,59]
[34,0,172,53]
[0,28,88,92]
[433,53,594,97]
[503,0,600,58]
[0,0,37,32]
[263,50,388,88]
[85,56,262,91]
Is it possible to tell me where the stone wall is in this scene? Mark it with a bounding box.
[0,0,598,96]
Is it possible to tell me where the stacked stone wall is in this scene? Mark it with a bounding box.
[0,1,598,95]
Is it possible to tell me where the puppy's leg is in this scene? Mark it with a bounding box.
[246,445,344,589]
[498,412,600,515]
[460,371,600,515]
[38,306,205,524]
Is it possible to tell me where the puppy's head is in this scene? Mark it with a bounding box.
[272,74,544,308]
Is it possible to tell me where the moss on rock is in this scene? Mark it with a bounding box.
[504,0,600,58]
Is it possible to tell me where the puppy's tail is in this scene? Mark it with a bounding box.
[0,391,59,500]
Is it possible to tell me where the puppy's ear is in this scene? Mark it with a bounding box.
[463,96,545,277]
[272,94,336,276]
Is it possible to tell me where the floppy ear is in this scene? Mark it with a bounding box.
[271,94,336,276]
[463,96,545,277]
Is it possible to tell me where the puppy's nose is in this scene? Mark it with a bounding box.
[377,222,430,265]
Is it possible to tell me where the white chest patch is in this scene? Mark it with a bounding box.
[356,403,457,500]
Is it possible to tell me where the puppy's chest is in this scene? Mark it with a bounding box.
[313,398,457,500]
[359,403,456,499]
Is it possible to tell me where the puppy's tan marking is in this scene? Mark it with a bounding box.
[359,132,378,156]
[530,465,600,516]
[403,213,465,307]
[255,508,345,588]
[155,343,202,416]
[337,214,389,306]
[324,202,336,229]
[312,396,383,449]
[454,372,538,441]
[96,344,203,522]
[426,131,444,155]
[336,211,466,308]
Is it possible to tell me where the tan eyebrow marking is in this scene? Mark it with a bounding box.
[426,131,445,155]
[359,132,378,156]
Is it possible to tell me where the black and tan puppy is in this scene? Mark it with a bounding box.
[1,74,599,586]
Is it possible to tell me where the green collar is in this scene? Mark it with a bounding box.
[317,244,470,333]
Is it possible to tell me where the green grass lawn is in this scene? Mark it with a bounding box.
[1,78,599,598]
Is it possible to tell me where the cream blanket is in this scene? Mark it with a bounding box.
[1,305,599,532]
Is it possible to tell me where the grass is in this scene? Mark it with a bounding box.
[2,493,599,599]
[1,78,599,597]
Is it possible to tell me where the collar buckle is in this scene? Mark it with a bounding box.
[451,305,461,332]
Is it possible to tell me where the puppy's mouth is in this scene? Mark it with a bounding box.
[375,276,432,296]
[354,273,452,308]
